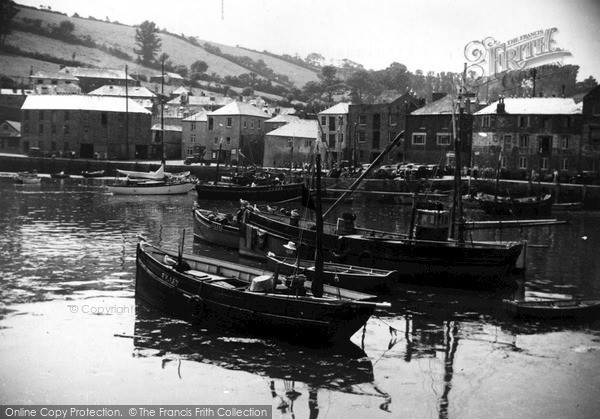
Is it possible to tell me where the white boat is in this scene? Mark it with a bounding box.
[107,179,194,195]
[116,164,166,180]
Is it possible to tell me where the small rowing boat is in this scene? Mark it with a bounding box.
[502,298,600,319]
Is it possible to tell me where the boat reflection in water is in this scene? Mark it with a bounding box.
[132,298,391,415]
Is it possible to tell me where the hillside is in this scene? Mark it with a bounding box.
[1,5,320,89]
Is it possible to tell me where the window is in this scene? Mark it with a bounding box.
[226,137,231,145]
[305,140,312,147]
[213,137,219,145]
[321,133,326,142]
[101,113,108,125]
[372,131,380,149]
[482,115,490,127]
[541,157,548,170]
[320,116,326,126]
[563,116,572,127]
[226,117,232,127]
[519,156,528,169]
[191,123,196,131]
[593,104,600,116]
[328,134,336,148]
[389,114,397,126]
[358,131,366,143]
[590,128,600,145]
[436,133,451,145]
[250,121,254,129]
[389,132,396,142]
[518,133,529,148]
[64,110,69,121]
[329,116,335,131]
[503,134,512,150]
[286,139,293,148]
[208,117,214,130]
[412,133,426,145]
[39,110,45,120]
[358,115,366,125]
[560,135,569,149]
[258,120,261,130]
[243,121,247,129]
[561,159,569,170]
[190,134,196,143]
[338,116,344,126]
[518,115,530,128]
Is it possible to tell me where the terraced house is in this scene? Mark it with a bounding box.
[473,97,583,179]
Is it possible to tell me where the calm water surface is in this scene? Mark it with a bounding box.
[1,179,599,418]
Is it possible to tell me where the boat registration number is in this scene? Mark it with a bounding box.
[160,272,179,287]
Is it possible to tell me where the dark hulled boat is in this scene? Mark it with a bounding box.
[135,240,378,344]
[195,181,306,202]
[502,298,600,319]
[476,193,553,217]
[192,207,240,248]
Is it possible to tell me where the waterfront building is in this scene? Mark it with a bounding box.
[348,93,420,165]
[29,70,81,95]
[581,85,600,172]
[205,101,270,166]
[88,85,156,110]
[473,97,583,179]
[263,119,318,168]
[151,123,182,160]
[181,111,209,159]
[405,93,474,168]
[20,95,152,159]
[0,88,33,122]
[0,120,21,154]
[318,103,349,167]
[264,114,300,134]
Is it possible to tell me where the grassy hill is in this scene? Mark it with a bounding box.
[1,5,319,90]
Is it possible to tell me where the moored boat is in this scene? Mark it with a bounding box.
[81,170,105,178]
[195,181,306,202]
[14,172,41,184]
[135,240,380,344]
[475,193,553,217]
[266,253,399,294]
[50,171,70,179]
[107,179,194,195]
[193,207,240,248]
[502,298,600,319]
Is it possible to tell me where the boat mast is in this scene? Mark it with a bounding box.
[311,148,324,298]
[451,64,466,242]
[125,65,129,159]
[161,57,166,167]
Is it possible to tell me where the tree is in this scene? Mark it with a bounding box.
[305,52,325,67]
[134,20,162,65]
[241,87,254,96]
[54,20,75,38]
[346,69,375,104]
[576,76,598,94]
[0,0,18,47]
[318,65,343,103]
[191,60,208,74]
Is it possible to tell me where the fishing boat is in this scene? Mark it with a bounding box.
[475,193,553,217]
[107,178,194,195]
[193,207,240,248]
[14,172,41,184]
[552,201,584,211]
[266,253,399,293]
[135,240,380,344]
[81,170,105,178]
[195,181,306,202]
[502,298,600,319]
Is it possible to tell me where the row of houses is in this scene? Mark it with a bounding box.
[1,66,599,176]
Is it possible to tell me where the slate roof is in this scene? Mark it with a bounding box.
[30,71,78,81]
[474,97,583,115]
[266,120,318,139]
[410,95,456,115]
[88,85,156,98]
[2,120,21,133]
[59,67,135,81]
[167,95,233,107]
[208,101,270,118]
[21,95,151,114]
[319,103,350,115]
[265,114,300,123]
[182,111,209,122]
[151,124,183,132]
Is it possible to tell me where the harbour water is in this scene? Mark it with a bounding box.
[1,178,599,418]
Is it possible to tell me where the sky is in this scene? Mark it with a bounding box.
[16,0,600,81]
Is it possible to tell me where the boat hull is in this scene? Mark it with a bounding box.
[135,242,375,344]
[476,193,553,217]
[195,182,305,201]
[266,254,398,293]
[240,210,523,289]
[193,208,240,248]
[107,182,194,195]
[502,298,600,319]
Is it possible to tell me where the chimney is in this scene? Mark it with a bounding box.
[496,97,505,114]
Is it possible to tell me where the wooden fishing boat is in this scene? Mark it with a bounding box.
[107,179,194,195]
[193,208,240,248]
[266,253,399,293]
[195,181,306,202]
[135,240,380,344]
[552,201,584,211]
[240,208,523,289]
[14,172,41,184]
[81,170,105,178]
[502,298,600,319]
[475,193,553,217]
